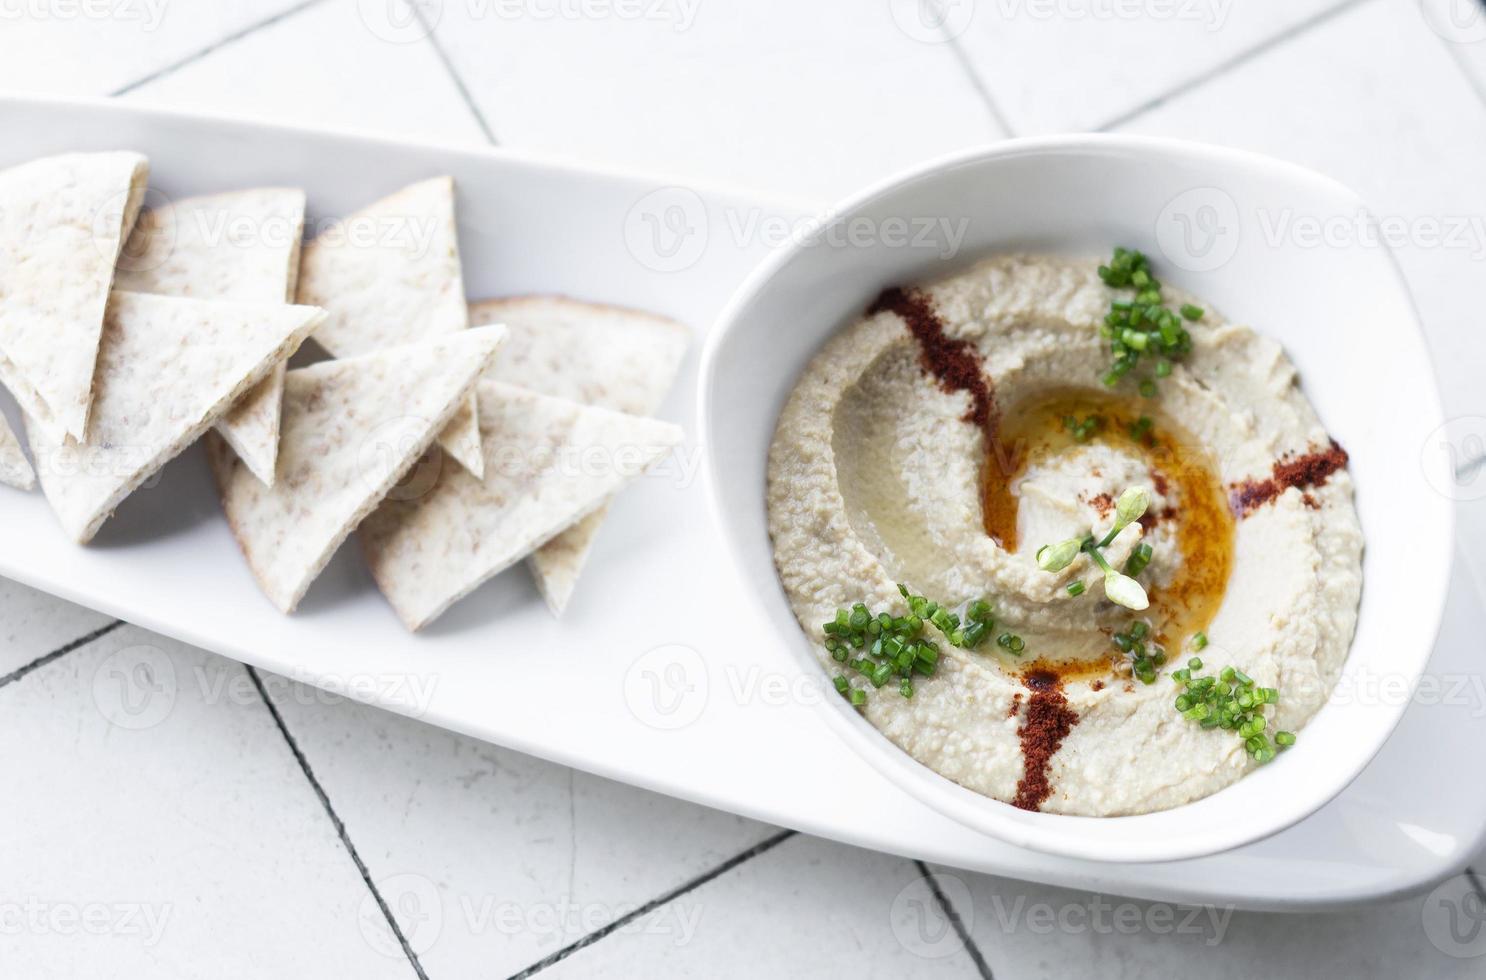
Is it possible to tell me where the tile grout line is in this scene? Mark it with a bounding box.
[410,0,500,145]
[1467,867,1486,903]
[244,665,431,980]
[1440,36,1486,110]
[1438,0,1486,112]
[108,0,330,97]
[507,829,797,979]
[914,860,994,979]
[942,34,1017,137]
[1095,0,1372,132]
[0,619,124,690]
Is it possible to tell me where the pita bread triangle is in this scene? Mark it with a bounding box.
[471,296,689,615]
[27,291,325,544]
[295,175,484,478]
[209,326,506,614]
[0,414,34,490]
[116,188,307,486]
[0,151,149,442]
[359,379,684,631]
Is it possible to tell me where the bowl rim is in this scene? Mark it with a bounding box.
[697,133,1454,863]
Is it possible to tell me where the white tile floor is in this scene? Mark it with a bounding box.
[2,1,1485,976]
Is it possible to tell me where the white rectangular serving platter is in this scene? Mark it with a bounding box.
[2,95,1482,911]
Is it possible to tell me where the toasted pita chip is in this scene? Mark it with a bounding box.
[0,415,34,490]
[295,176,483,477]
[210,326,506,614]
[0,151,148,442]
[470,296,689,614]
[360,380,684,631]
[27,292,324,543]
[116,188,306,485]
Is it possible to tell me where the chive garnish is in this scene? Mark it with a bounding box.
[1063,413,1103,442]
[1172,662,1294,762]
[1128,415,1155,444]
[1097,247,1194,394]
[824,587,1000,705]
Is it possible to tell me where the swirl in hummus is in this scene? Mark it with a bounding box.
[765,252,1364,816]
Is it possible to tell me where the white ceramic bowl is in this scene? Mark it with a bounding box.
[698,135,1455,863]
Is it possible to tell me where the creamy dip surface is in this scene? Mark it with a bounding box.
[765,252,1363,816]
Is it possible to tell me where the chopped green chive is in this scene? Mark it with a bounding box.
[1066,581,1086,597]
[1128,415,1155,444]
[1124,541,1154,577]
[1097,247,1195,394]
[1172,661,1292,762]
[825,588,1009,704]
[1063,413,1103,442]
[1191,631,1208,651]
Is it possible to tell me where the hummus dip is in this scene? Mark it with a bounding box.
[766,252,1363,816]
